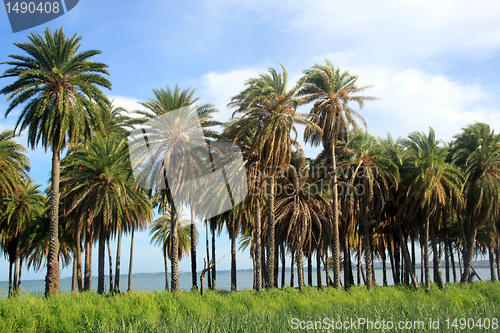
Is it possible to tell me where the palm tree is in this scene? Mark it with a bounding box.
[403,128,463,290]
[274,164,332,290]
[1,28,111,295]
[150,206,196,290]
[129,87,219,292]
[450,123,500,283]
[298,59,378,288]
[344,131,399,289]
[60,134,152,294]
[228,65,321,289]
[0,178,45,295]
[0,130,29,209]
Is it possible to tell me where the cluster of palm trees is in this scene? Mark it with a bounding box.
[1,28,499,298]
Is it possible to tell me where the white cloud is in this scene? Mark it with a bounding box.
[108,95,148,117]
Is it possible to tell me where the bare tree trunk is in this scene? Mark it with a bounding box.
[128,228,134,292]
[114,229,121,293]
[45,143,61,296]
[267,175,275,289]
[486,220,496,281]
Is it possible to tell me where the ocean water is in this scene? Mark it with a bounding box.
[0,267,492,296]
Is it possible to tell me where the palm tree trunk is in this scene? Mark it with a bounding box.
[114,229,122,293]
[296,242,304,290]
[128,228,134,292]
[211,226,216,290]
[231,231,237,291]
[331,143,341,289]
[362,215,373,289]
[274,239,279,287]
[450,241,457,283]
[261,242,266,290]
[71,253,77,293]
[97,219,106,295]
[17,257,22,291]
[8,259,13,296]
[107,237,113,293]
[290,249,295,288]
[281,243,286,288]
[84,228,92,291]
[486,220,496,281]
[461,224,477,284]
[75,225,83,292]
[394,235,401,285]
[316,249,322,289]
[381,243,388,287]
[424,215,431,291]
[13,250,19,293]
[495,241,500,283]
[358,235,363,285]
[397,224,419,289]
[170,202,180,292]
[206,221,211,290]
[307,252,313,287]
[255,200,262,292]
[164,245,169,290]
[343,237,350,289]
[411,233,417,282]
[45,143,61,296]
[190,205,197,290]
[266,175,276,289]
[431,224,444,289]
[444,219,450,283]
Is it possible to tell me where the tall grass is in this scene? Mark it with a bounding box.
[0,282,498,332]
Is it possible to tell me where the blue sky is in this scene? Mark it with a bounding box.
[1,0,500,281]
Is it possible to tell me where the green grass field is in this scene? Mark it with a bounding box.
[0,282,499,332]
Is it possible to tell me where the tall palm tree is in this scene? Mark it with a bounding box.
[0,130,29,209]
[450,122,500,283]
[60,134,152,294]
[228,65,321,289]
[298,59,378,288]
[150,206,196,290]
[0,178,45,295]
[1,28,111,295]
[403,128,463,290]
[130,87,219,292]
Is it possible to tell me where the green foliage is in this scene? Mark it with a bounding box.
[0,283,498,332]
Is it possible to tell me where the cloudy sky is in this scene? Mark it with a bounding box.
[1,0,500,281]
